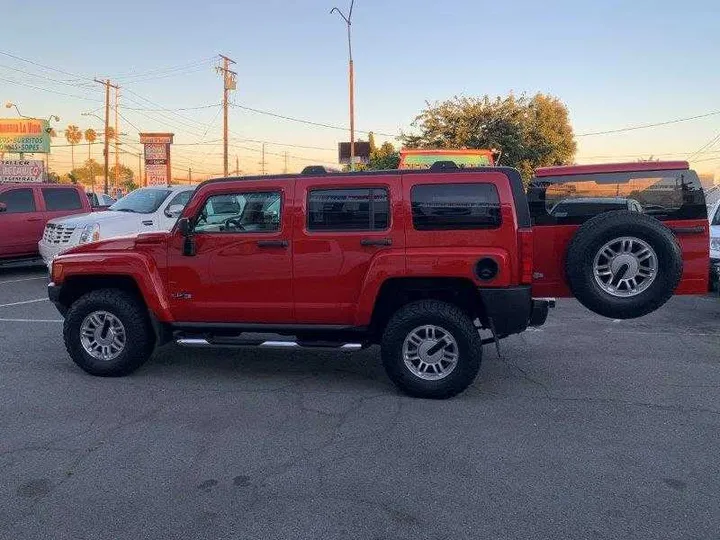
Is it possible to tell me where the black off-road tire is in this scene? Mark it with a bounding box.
[381,300,482,399]
[63,289,155,376]
[565,211,683,319]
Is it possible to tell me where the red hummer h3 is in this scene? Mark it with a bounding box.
[48,162,709,398]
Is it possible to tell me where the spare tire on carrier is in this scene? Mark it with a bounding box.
[565,210,683,319]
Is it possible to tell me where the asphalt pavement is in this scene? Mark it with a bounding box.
[0,265,719,540]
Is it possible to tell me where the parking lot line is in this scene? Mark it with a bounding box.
[0,298,48,308]
[0,318,62,323]
[0,276,47,285]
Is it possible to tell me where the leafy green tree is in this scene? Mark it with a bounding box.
[110,164,134,183]
[401,93,576,183]
[368,141,400,170]
[64,125,83,171]
[368,132,377,153]
[70,159,104,187]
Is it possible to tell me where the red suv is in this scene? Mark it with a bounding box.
[0,183,95,263]
[47,162,708,398]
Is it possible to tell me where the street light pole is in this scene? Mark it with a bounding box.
[331,0,355,171]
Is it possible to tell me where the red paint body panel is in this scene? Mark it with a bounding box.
[292,175,405,325]
[536,161,689,177]
[0,183,91,259]
[402,172,521,285]
[53,236,173,321]
[166,179,294,323]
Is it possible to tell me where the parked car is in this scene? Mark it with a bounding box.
[86,192,116,210]
[39,185,196,267]
[47,161,708,399]
[708,198,720,290]
[0,183,99,263]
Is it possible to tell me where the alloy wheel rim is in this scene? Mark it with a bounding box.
[402,325,459,381]
[80,310,126,361]
[593,236,658,297]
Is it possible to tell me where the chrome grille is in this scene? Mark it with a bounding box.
[43,223,76,245]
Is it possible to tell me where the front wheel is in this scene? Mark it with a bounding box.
[63,289,155,376]
[381,300,482,399]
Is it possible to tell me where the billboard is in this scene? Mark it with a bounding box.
[338,141,371,165]
[0,118,51,153]
[0,160,45,182]
[139,133,173,186]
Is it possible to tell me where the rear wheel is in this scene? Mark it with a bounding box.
[566,211,683,319]
[381,300,482,399]
[63,289,155,376]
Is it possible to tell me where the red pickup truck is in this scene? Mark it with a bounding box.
[47,162,708,398]
[0,183,100,263]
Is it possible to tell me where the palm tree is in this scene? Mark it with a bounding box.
[84,129,98,192]
[65,125,83,172]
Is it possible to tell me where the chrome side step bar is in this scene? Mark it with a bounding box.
[176,338,363,351]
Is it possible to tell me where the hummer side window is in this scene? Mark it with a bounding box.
[307,188,389,231]
[194,191,281,233]
[411,183,501,230]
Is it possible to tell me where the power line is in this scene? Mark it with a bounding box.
[123,103,221,112]
[0,49,92,82]
[0,74,100,102]
[688,131,720,161]
[577,110,720,137]
[106,56,217,81]
[230,102,396,138]
[0,63,92,89]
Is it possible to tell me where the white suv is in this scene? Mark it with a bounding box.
[39,185,196,267]
[709,197,720,290]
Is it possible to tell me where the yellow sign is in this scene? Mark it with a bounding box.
[0,118,51,153]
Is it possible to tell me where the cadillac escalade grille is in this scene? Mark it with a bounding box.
[43,223,76,245]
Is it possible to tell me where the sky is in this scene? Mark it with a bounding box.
[2,0,720,180]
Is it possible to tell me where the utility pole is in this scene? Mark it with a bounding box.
[260,143,267,175]
[331,1,355,171]
[138,153,142,188]
[216,54,236,177]
[235,155,239,176]
[114,87,120,190]
[283,151,288,174]
[94,78,118,194]
[188,167,192,184]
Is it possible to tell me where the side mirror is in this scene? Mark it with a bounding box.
[178,217,190,236]
[177,217,196,256]
[0,202,6,213]
[165,204,185,218]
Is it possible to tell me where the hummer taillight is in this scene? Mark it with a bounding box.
[518,228,534,285]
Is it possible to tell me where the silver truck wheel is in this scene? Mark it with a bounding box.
[80,310,127,361]
[402,325,459,381]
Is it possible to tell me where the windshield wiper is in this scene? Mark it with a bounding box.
[114,208,138,213]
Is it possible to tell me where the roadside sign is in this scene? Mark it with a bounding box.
[0,118,51,153]
[338,142,371,165]
[139,132,173,186]
[0,160,45,183]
